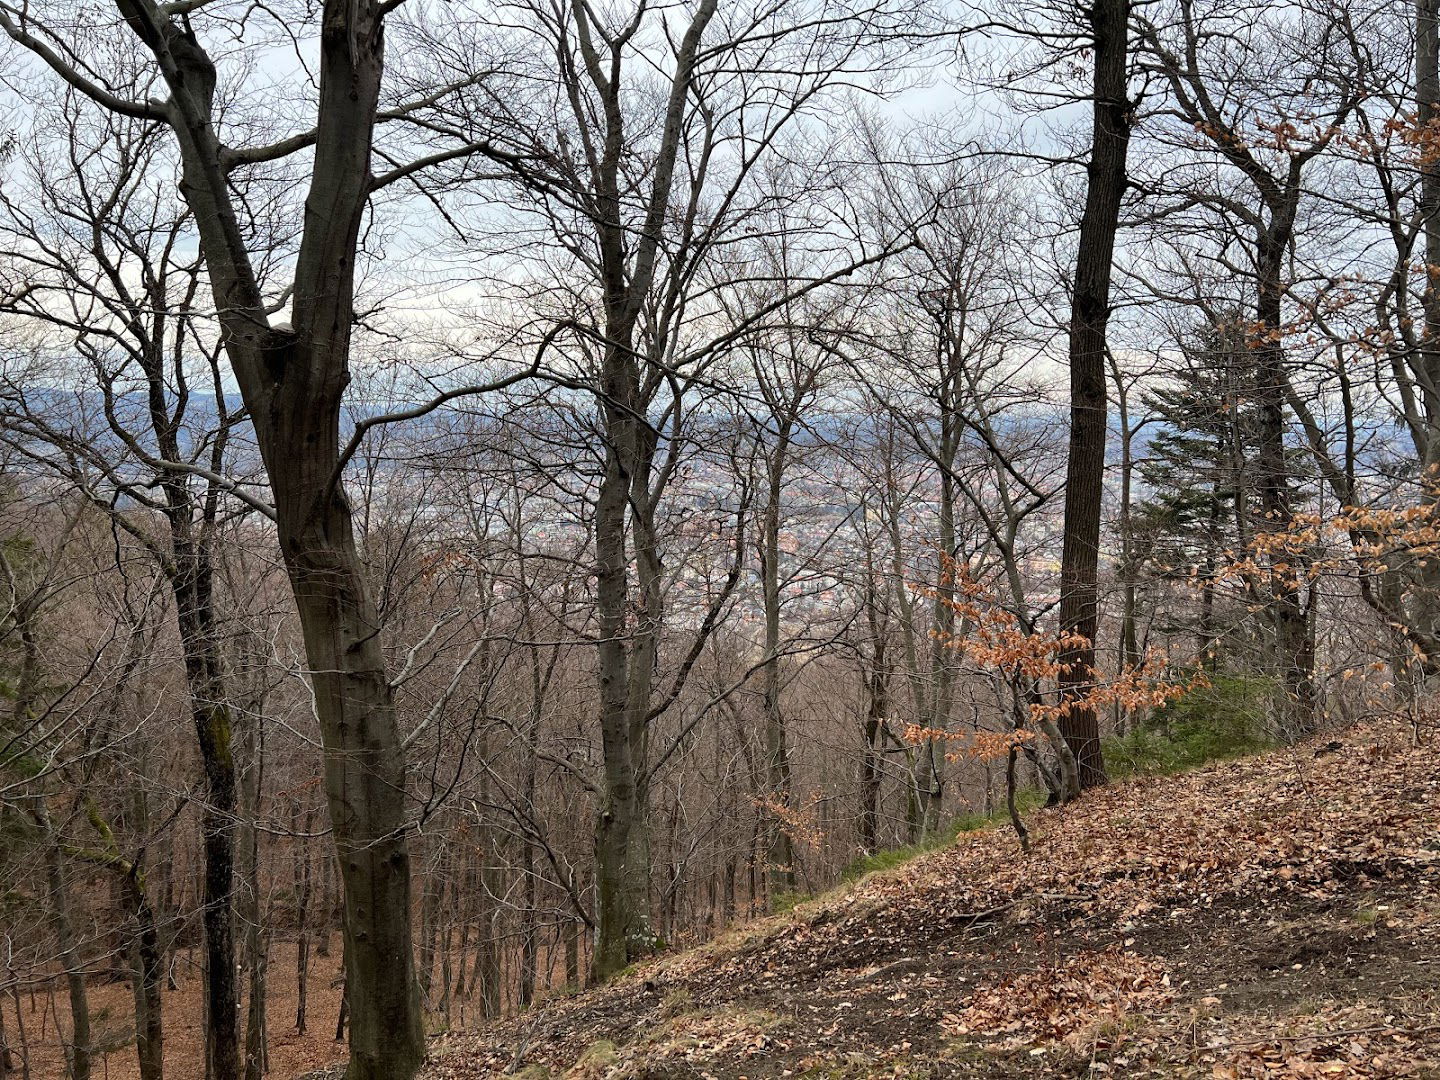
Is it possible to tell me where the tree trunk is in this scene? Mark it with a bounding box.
[294,808,315,1034]
[1253,228,1318,735]
[124,873,164,1080]
[917,462,959,835]
[518,847,537,1009]
[860,634,888,855]
[1414,0,1440,650]
[104,1,428,1073]
[523,633,544,1007]
[1111,361,1142,736]
[760,447,797,894]
[242,940,267,1080]
[584,0,717,979]
[0,982,12,1080]
[565,917,580,992]
[1202,498,1221,670]
[173,583,238,1080]
[418,846,442,1006]
[334,981,348,1044]
[239,722,267,1080]
[1420,0,1440,469]
[1057,0,1132,792]
[39,807,90,1080]
[475,856,502,1019]
[5,979,28,1080]
[592,789,644,979]
[591,367,659,978]
[471,744,503,1019]
[269,435,424,1078]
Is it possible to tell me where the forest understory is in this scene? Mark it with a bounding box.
[21,944,348,1080]
[390,719,1440,1080]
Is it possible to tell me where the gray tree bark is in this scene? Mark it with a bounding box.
[581,0,720,980]
[93,2,429,1073]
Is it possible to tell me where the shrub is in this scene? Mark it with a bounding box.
[1104,673,1279,777]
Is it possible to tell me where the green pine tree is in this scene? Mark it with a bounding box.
[1134,316,1263,666]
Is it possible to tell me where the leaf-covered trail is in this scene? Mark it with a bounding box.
[415,722,1440,1078]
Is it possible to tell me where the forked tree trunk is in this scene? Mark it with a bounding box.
[103,0,429,1073]
[579,0,718,980]
[271,395,424,1078]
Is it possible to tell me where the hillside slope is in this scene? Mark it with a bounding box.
[421,722,1440,1078]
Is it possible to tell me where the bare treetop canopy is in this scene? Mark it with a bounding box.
[0,1,1435,1078]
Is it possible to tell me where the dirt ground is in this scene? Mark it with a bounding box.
[416,722,1440,1078]
[12,942,349,1080]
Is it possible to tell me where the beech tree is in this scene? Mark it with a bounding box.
[424,0,931,978]
[0,103,255,1079]
[1131,0,1370,734]
[0,0,525,1072]
[1272,0,1440,679]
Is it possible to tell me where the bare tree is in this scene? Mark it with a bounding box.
[432,0,928,978]
[0,104,252,1079]
[1055,0,1134,791]
[0,0,520,1068]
